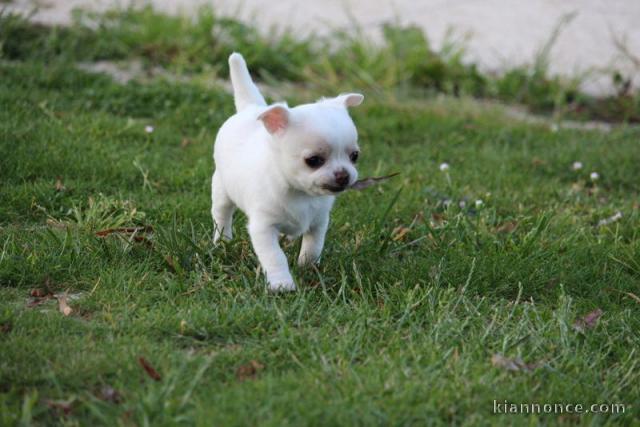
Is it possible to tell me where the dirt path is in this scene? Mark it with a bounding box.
[7,0,640,94]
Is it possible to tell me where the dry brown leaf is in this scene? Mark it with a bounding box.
[165,255,176,272]
[495,221,518,233]
[430,212,445,227]
[95,226,153,237]
[54,177,66,192]
[491,353,541,372]
[391,226,411,241]
[236,360,264,381]
[46,398,74,416]
[181,138,193,148]
[349,173,399,191]
[56,293,73,316]
[27,285,55,308]
[138,357,162,381]
[574,308,604,332]
[30,288,49,298]
[27,297,52,308]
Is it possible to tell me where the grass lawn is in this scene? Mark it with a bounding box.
[2,15,640,426]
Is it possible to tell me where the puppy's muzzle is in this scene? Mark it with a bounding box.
[322,169,351,193]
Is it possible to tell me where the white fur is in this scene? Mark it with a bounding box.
[212,53,363,292]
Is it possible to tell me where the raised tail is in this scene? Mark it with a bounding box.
[228,53,266,112]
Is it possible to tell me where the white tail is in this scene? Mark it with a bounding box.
[228,53,266,112]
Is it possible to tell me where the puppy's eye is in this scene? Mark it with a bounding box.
[349,151,359,163]
[305,156,325,169]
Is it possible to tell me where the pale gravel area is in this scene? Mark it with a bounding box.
[6,0,640,95]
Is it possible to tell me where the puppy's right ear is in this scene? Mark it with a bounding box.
[258,105,289,134]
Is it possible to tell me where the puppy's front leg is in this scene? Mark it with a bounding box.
[248,221,296,292]
[298,215,329,267]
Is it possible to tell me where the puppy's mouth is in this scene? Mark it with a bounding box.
[321,184,348,193]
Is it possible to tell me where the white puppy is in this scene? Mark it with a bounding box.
[212,53,364,292]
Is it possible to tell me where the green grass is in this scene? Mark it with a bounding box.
[2,6,640,123]
[2,11,640,426]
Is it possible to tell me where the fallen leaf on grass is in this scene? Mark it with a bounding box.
[164,255,177,272]
[27,297,53,308]
[574,308,604,332]
[491,353,541,372]
[391,226,411,241]
[452,347,460,363]
[28,278,55,306]
[96,226,154,246]
[495,221,518,233]
[46,398,75,416]
[56,293,73,316]
[54,177,66,192]
[95,226,153,237]
[30,288,51,298]
[349,173,399,191]
[236,360,264,381]
[27,286,54,308]
[430,212,446,228]
[181,137,193,148]
[138,357,162,381]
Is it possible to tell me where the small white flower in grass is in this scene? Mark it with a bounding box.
[144,125,154,134]
[475,199,484,208]
[439,162,450,172]
[572,161,583,171]
[459,200,466,209]
[590,172,599,181]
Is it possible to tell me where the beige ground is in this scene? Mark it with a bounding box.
[7,0,640,95]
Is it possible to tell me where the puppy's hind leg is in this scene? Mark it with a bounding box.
[211,172,235,243]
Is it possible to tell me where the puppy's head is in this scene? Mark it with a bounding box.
[258,93,364,196]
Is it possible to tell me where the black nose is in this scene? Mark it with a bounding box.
[334,169,350,187]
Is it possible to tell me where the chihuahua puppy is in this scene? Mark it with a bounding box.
[212,53,363,292]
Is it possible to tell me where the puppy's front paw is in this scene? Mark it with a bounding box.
[268,280,297,292]
[267,271,297,292]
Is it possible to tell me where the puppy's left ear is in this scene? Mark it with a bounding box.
[334,93,364,108]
